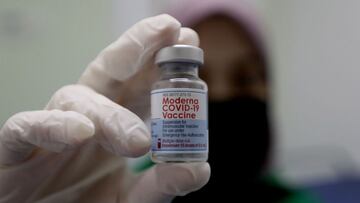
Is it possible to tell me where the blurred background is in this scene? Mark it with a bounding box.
[2,0,360,202]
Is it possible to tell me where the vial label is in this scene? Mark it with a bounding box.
[151,88,208,154]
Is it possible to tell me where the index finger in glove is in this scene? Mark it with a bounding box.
[46,85,151,157]
[78,14,199,101]
[78,14,181,100]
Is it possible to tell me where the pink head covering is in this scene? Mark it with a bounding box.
[167,0,266,53]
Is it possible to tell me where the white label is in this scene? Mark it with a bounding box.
[151,88,208,153]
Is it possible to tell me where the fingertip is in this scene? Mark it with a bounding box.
[142,14,181,47]
[152,14,181,31]
[155,162,211,196]
[99,108,151,157]
[178,27,200,46]
[174,162,211,195]
[193,162,211,189]
[127,126,151,157]
[126,162,211,203]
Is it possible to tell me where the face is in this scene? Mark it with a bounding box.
[194,15,267,102]
[193,15,271,182]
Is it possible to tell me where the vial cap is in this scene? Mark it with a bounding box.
[155,44,204,65]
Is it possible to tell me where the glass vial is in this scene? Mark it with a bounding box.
[151,45,208,163]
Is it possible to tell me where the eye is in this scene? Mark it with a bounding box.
[230,55,265,87]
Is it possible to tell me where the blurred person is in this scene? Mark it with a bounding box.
[167,0,318,202]
[0,14,210,203]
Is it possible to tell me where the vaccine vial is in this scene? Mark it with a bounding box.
[151,45,208,163]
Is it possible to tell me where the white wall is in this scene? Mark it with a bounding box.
[0,0,152,125]
[264,0,360,184]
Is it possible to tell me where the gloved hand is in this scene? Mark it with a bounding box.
[0,14,210,203]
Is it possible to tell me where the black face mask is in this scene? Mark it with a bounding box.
[208,97,271,183]
[173,97,273,203]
